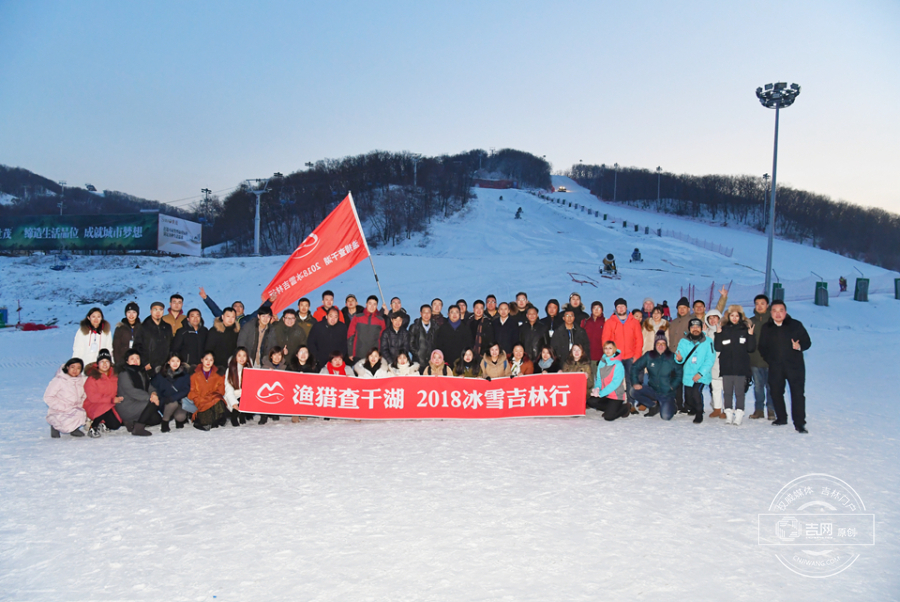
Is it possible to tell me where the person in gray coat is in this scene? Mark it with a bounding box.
[236,307,277,367]
[116,349,161,436]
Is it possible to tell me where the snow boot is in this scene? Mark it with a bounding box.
[193,422,211,432]
[50,426,61,438]
[272,415,280,421]
[797,425,808,434]
[637,405,647,412]
[229,410,240,427]
[161,420,171,433]
[693,411,703,424]
[645,404,660,418]
[709,408,722,418]
[767,409,777,421]
[124,421,135,433]
[88,426,101,438]
[175,420,185,429]
[258,415,269,425]
[216,413,228,428]
[749,410,765,420]
[70,428,85,437]
[291,416,300,423]
[724,409,734,425]
[131,423,152,437]
[733,409,744,426]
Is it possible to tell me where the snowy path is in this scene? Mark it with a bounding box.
[1,184,898,600]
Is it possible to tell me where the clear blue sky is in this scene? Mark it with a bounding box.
[1,0,897,213]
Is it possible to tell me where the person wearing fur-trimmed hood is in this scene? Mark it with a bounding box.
[73,307,113,366]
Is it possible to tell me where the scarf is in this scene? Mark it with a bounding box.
[125,365,147,392]
[364,360,379,376]
[326,362,345,375]
[449,319,461,331]
[511,359,522,376]
[538,357,553,370]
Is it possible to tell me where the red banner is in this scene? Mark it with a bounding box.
[263,194,370,316]
[240,369,587,420]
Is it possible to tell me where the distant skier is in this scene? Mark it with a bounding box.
[630,248,642,262]
[839,277,847,292]
[515,207,523,219]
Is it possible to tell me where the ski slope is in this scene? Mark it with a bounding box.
[0,180,898,601]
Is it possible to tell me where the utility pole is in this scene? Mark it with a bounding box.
[613,163,618,202]
[411,155,421,189]
[761,174,769,229]
[656,166,661,204]
[58,181,66,215]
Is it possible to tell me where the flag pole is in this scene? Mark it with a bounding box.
[347,192,386,308]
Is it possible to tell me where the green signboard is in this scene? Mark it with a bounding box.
[0,214,159,251]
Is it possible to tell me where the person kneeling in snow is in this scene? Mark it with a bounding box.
[629,335,682,420]
[83,349,123,436]
[116,349,162,436]
[587,342,630,421]
[675,318,716,424]
[188,351,227,431]
[45,357,88,438]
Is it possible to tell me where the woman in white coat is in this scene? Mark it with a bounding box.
[73,307,113,366]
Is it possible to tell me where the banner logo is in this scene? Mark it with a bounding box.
[256,381,285,404]
[293,233,319,259]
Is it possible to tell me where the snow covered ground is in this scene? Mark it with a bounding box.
[1,178,898,601]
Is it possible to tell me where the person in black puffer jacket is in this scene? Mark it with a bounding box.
[170,308,208,371]
[714,305,757,425]
[150,352,193,431]
[380,311,411,364]
[140,302,172,374]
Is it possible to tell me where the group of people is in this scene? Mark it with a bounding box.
[44,286,812,438]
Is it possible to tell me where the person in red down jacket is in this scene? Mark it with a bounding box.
[581,301,606,374]
[602,298,644,411]
[347,295,387,362]
[83,349,123,436]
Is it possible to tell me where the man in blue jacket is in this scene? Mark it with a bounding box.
[675,318,715,424]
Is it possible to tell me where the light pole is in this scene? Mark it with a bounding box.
[761,173,769,230]
[756,82,801,298]
[613,163,618,202]
[411,155,421,189]
[656,166,661,204]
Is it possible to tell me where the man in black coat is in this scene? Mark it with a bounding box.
[205,307,240,373]
[492,302,519,355]
[435,306,474,368]
[757,300,812,433]
[408,305,438,367]
[518,306,549,360]
[468,300,494,358]
[550,308,591,362]
[171,308,208,370]
[307,307,350,362]
[380,311,411,364]
[140,302,172,374]
[381,297,411,330]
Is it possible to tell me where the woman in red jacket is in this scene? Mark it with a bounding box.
[83,348,123,436]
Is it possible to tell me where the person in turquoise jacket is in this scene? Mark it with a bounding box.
[587,341,630,421]
[675,318,715,424]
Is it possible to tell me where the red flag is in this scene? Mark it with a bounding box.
[263,194,370,316]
